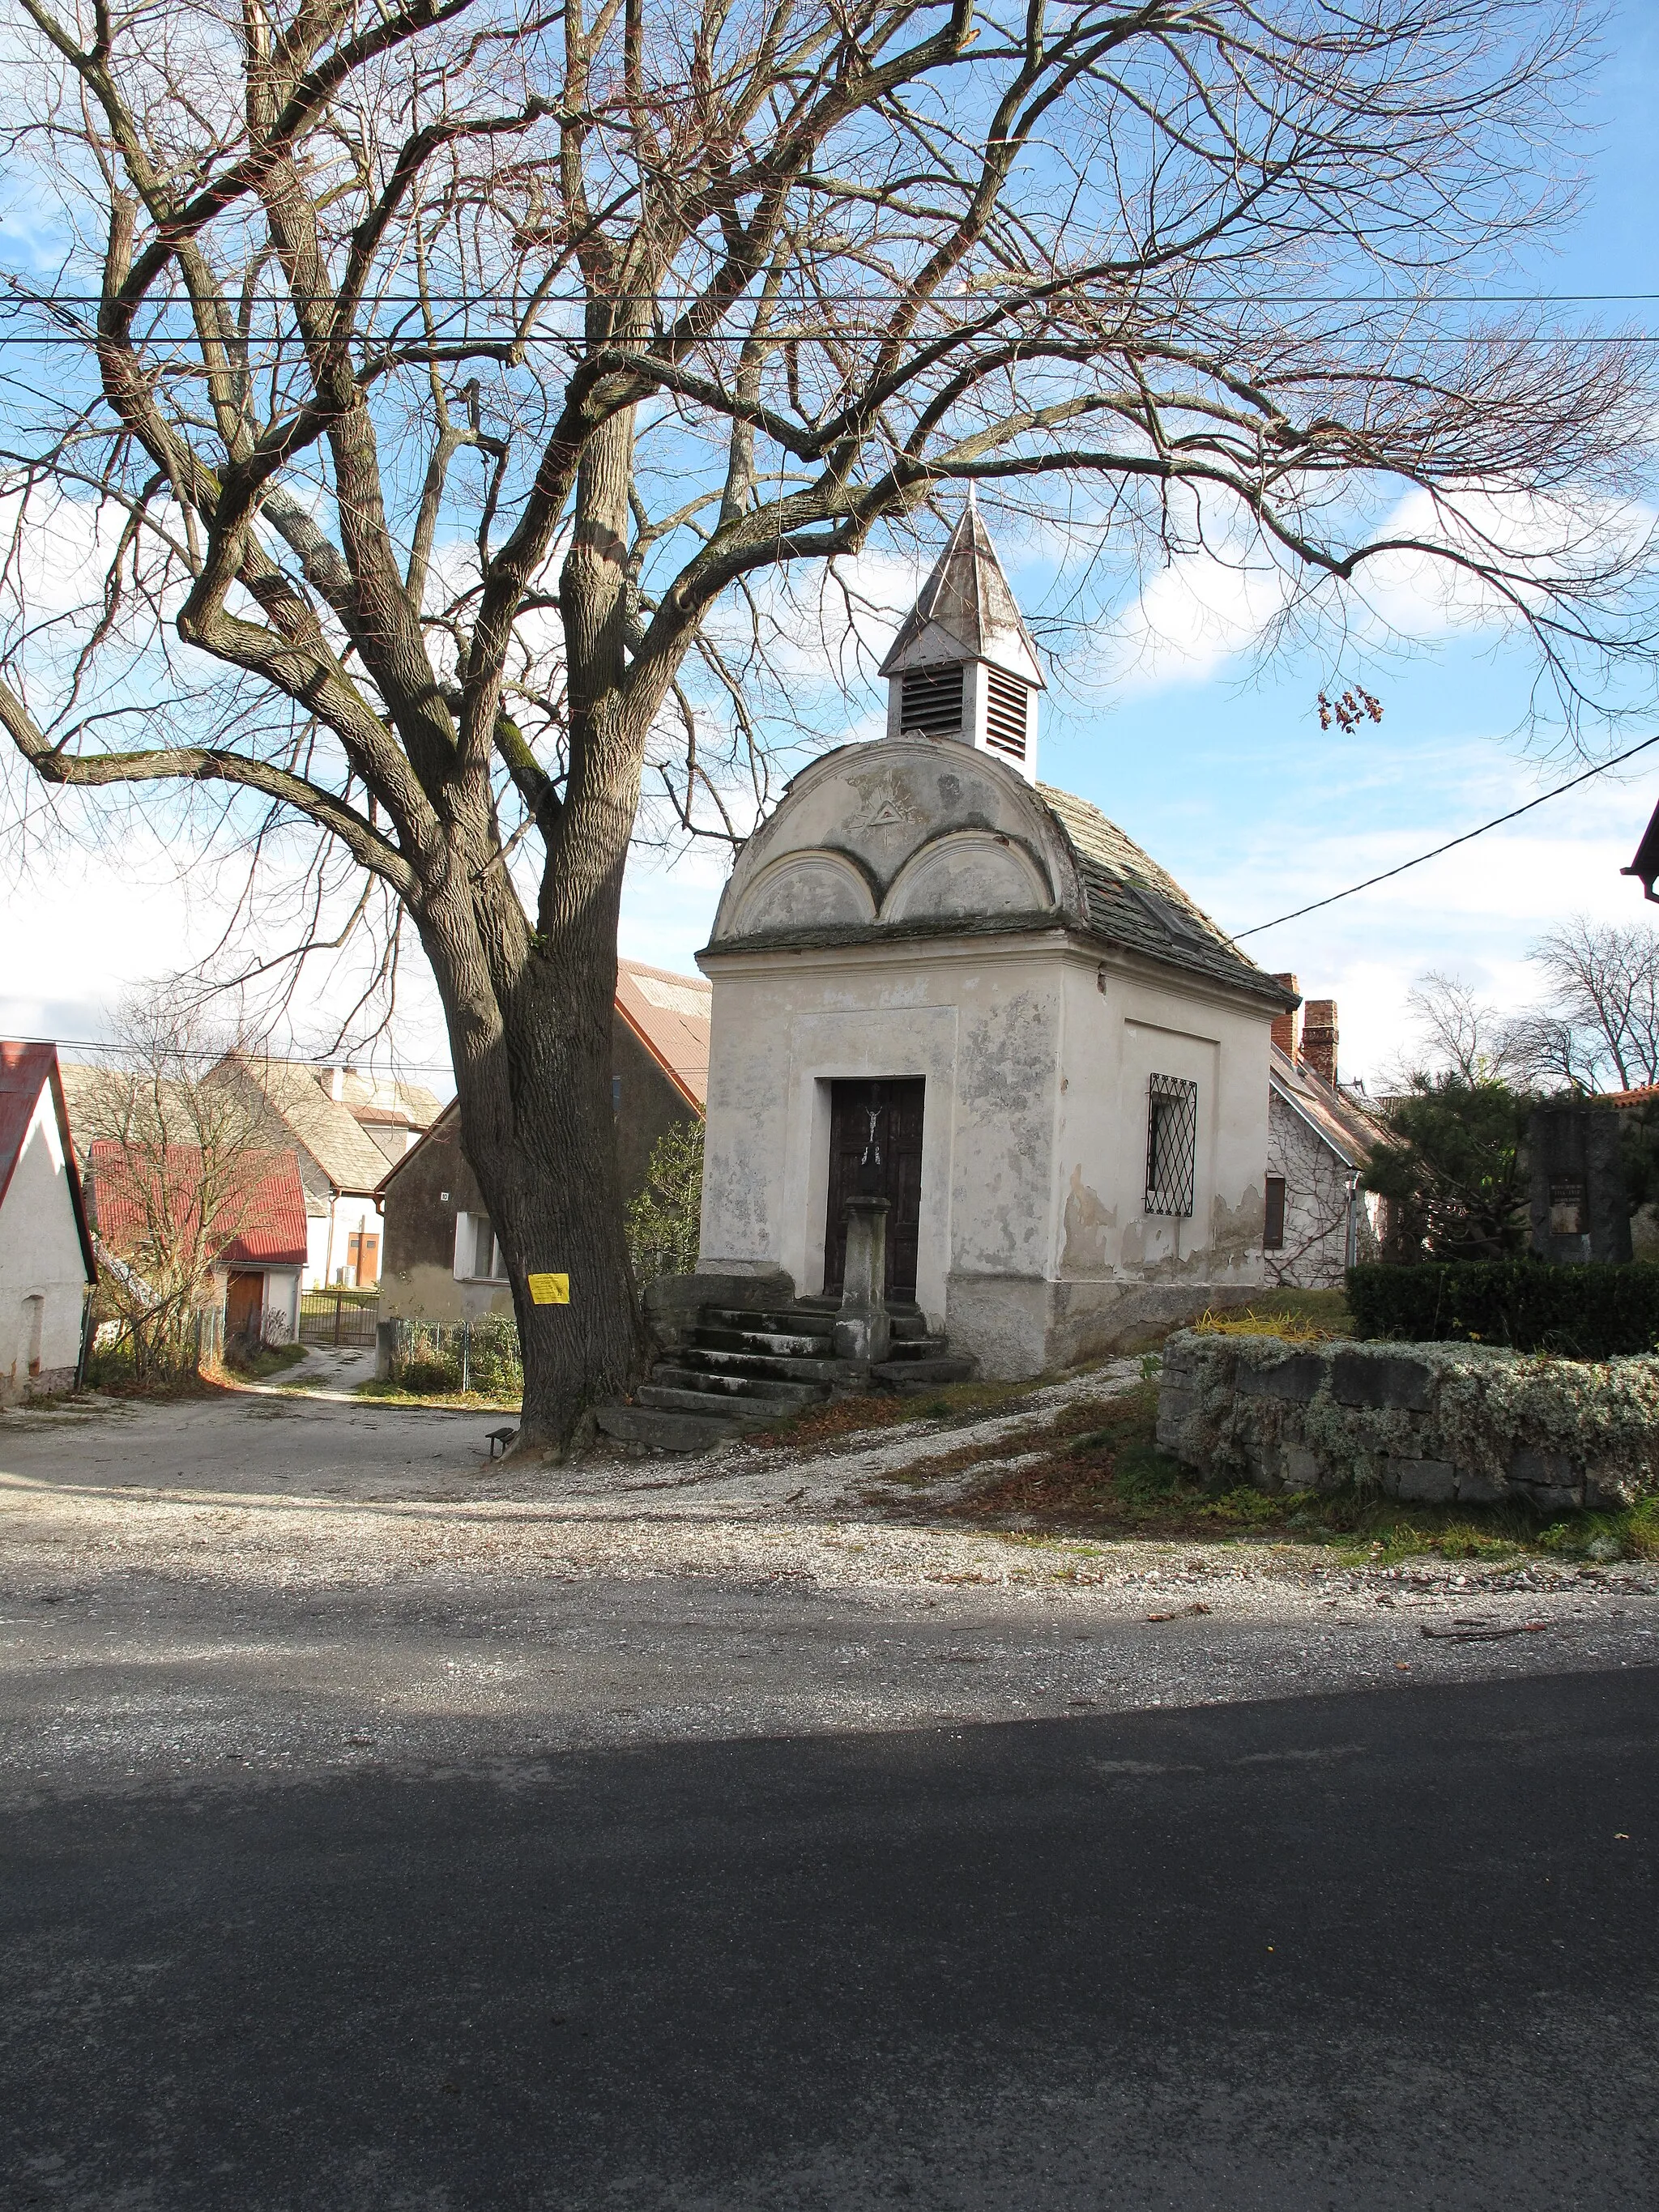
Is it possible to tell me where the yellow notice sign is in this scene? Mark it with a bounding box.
[527,1272,570,1306]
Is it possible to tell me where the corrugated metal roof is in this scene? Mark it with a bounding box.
[615,959,710,1109]
[86,1140,309,1268]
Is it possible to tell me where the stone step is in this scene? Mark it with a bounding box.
[887,1313,929,1340]
[677,1345,845,1384]
[637,1384,796,1422]
[650,1366,825,1407]
[694,1325,832,1358]
[595,1402,759,1452]
[871,1355,978,1392]
[881,1336,955,1361]
[702,1306,836,1339]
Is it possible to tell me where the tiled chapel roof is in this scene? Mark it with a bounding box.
[1038,784,1290,1006]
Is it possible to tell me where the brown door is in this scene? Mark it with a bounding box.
[823,1079,925,1301]
[225,1271,263,1340]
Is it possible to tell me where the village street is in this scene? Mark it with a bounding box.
[3,1356,1658,2208]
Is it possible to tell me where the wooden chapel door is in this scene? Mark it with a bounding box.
[822,1079,925,1301]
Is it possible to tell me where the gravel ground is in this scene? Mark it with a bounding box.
[3,1345,1657,1803]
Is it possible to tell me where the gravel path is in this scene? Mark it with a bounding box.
[3,1345,1657,1804]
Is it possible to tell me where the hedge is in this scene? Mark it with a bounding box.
[1346,1259,1659,1359]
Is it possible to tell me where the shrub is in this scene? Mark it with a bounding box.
[1346,1259,1659,1357]
[397,1354,460,1394]
[625,1119,703,1285]
[1360,1076,1531,1262]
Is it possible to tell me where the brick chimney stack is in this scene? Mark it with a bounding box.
[1302,999,1339,1086]
[1270,974,1300,1061]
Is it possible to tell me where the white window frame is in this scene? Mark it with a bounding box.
[452,1210,509,1282]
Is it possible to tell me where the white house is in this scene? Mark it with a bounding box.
[693,503,1294,1379]
[0,1042,95,1402]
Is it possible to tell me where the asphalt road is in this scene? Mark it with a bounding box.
[6,1665,1657,2211]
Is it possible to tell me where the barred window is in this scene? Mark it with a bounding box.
[899,664,964,736]
[1145,1073,1198,1217]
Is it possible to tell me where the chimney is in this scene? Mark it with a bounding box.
[1270,974,1300,1061]
[326,1065,346,1103]
[1302,999,1338,1086]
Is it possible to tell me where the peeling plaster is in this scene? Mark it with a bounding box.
[1060,1166,1120,1275]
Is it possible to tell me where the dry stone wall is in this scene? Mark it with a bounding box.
[1156,1331,1659,1511]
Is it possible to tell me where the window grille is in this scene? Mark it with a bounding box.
[1264,1175,1286,1251]
[983,667,1030,761]
[1145,1073,1198,1217]
[900,664,964,736]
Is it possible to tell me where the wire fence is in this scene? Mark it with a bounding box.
[382,1315,522,1400]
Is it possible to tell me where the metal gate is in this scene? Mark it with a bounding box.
[298,1291,380,1349]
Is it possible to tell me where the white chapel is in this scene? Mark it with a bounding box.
[692,501,1294,1379]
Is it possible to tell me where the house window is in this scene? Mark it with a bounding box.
[1145,1074,1198,1218]
[1264,1176,1287,1251]
[899,664,964,737]
[612,1076,622,1114]
[983,667,1030,761]
[454,1212,508,1281]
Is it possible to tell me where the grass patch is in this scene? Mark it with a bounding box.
[1191,1289,1354,1344]
[868,1375,1652,1560]
[748,1372,1043,1448]
[223,1341,309,1383]
[352,1376,520,1410]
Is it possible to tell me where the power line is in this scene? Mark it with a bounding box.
[2,331,1657,348]
[1234,734,1659,940]
[9,288,1659,308]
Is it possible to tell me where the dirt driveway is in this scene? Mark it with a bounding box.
[3,1345,1657,1801]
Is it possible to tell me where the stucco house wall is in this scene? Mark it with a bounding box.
[0,1079,91,1400]
[376,1113,514,1323]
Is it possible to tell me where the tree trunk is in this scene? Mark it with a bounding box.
[444,940,647,1453]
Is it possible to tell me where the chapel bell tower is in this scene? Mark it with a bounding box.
[878,492,1046,782]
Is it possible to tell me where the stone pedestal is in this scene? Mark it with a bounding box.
[832,1196,892,1365]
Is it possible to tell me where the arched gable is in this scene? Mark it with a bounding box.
[709,737,1085,944]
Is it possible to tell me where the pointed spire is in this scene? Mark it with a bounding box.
[878,496,1045,688]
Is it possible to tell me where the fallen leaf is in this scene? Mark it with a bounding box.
[1145,1602,1211,1622]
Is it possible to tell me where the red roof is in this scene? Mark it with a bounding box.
[0,1042,96,1280]
[86,1140,309,1269]
[613,959,710,1110]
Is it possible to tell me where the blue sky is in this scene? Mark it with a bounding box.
[7,2,1659,1091]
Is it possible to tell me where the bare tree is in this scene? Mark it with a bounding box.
[2,0,1657,1444]
[1526,916,1659,1090]
[1393,971,1531,1087]
[75,996,274,1379]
